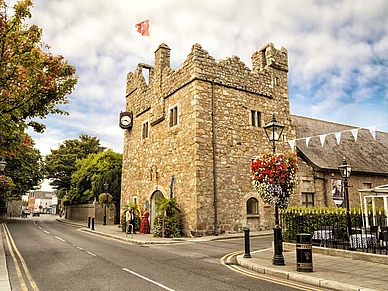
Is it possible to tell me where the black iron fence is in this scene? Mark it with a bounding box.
[281,210,388,255]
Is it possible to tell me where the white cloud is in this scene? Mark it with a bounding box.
[17,0,387,158]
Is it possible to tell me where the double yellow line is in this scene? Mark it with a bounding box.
[2,222,39,291]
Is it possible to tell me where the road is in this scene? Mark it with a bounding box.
[3,215,327,291]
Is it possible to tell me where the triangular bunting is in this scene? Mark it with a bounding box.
[305,137,311,147]
[368,126,376,140]
[319,134,326,147]
[288,140,295,150]
[351,129,358,142]
[335,132,341,145]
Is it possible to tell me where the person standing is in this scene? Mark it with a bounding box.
[126,208,136,234]
[140,209,150,234]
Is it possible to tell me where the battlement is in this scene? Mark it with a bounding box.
[125,43,289,117]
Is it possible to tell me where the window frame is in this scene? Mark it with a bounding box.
[169,105,178,127]
[142,121,149,139]
[302,192,314,208]
[250,110,261,127]
[246,197,259,215]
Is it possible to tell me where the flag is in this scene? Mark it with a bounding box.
[137,190,142,218]
[135,20,150,36]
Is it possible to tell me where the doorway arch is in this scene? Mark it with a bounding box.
[150,190,164,230]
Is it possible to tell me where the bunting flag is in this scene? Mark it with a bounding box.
[288,140,295,150]
[305,137,311,147]
[351,129,359,142]
[368,126,376,140]
[319,134,327,147]
[135,20,150,36]
[335,132,342,145]
[282,122,388,149]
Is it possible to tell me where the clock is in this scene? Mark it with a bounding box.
[119,111,133,129]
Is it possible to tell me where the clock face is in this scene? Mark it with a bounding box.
[121,115,131,126]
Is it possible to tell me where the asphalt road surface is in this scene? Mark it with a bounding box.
[3,215,327,291]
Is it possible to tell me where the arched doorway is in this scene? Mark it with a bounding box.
[150,190,164,230]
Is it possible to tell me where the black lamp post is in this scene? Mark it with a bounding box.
[103,183,108,225]
[338,158,352,238]
[264,114,285,266]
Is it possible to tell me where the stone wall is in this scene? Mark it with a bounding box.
[121,42,295,236]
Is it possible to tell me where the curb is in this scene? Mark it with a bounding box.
[237,255,379,291]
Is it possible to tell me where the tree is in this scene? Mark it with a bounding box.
[67,149,122,204]
[0,0,78,155]
[2,135,44,200]
[44,134,106,197]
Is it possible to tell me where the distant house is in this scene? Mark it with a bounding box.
[28,191,54,213]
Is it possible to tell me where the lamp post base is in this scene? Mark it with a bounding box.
[273,226,285,266]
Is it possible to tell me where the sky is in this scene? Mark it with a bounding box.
[6,0,388,189]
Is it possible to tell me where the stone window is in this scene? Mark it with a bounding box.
[302,192,314,208]
[250,110,261,127]
[274,77,280,86]
[142,121,149,139]
[362,183,372,189]
[246,197,259,214]
[169,106,178,127]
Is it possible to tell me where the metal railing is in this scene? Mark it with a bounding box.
[282,212,388,255]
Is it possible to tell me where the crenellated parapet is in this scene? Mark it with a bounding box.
[125,42,289,117]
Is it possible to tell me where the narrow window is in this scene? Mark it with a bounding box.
[362,183,372,189]
[302,193,314,208]
[142,122,149,139]
[169,106,178,127]
[250,110,261,127]
[247,197,259,214]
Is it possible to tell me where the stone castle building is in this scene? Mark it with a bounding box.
[120,42,388,236]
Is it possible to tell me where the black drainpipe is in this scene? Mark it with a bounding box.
[211,80,218,236]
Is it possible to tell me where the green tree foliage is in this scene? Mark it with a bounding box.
[44,134,106,196]
[67,149,122,204]
[0,0,78,155]
[2,136,44,200]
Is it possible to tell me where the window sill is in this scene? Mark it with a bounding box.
[246,214,260,218]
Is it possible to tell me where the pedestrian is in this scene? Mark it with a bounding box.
[140,208,150,234]
[126,207,136,234]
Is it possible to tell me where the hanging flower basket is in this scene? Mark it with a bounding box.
[0,175,13,191]
[251,152,298,209]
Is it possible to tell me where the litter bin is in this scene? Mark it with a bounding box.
[296,233,313,272]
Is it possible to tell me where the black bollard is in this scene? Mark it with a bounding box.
[91,217,95,231]
[243,228,251,258]
[88,216,91,228]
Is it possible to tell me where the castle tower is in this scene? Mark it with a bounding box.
[121,43,294,236]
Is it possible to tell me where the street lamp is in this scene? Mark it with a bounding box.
[338,158,352,238]
[264,115,285,154]
[263,114,285,266]
[103,183,108,225]
[0,158,6,172]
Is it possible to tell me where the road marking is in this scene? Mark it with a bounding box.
[44,230,50,234]
[77,246,84,250]
[3,223,27,290]
[86,251,96,256]
[123,268,175,291]
[55,236,65,242]
[3,223,39,291]
[221,251,324,291]
[38,226,42,230]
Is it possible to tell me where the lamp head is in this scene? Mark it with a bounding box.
[264,115,284,142]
